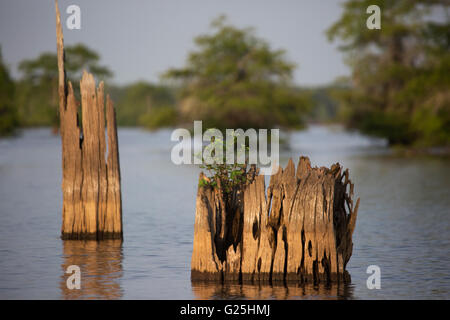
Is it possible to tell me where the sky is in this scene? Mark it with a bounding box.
[0,0,349,86]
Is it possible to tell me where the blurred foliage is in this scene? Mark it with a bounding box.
[6,42,178,131]
[3,18,311,134]
[108,82,177,129]
[164,15,310,131]
[13,42,178,130]
[15,44,112,127]
[328,0,450,147]
[0,48,18,136]
[302,80,352,123]
[138,107,177,129]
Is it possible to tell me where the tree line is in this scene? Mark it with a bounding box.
[1,1,449,149]
[328,0,450,147]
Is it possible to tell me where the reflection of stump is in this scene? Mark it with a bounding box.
[191,157,359,284]
[191,281,353,299]
[55,1,122,240]
[60,240,123,299]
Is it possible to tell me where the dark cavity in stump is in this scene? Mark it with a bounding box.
[191,157,359,284]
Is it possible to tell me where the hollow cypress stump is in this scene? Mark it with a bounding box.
[191,157,359,284]
[56,1,122,240]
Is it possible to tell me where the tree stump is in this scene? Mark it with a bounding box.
[56,1,122,240]
[191,157,359,284]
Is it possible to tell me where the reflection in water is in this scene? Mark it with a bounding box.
[1,127,449,299]
[60,240,123,299]
[192,281,354,300]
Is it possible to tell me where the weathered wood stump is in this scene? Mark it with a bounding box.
[56,1,122,240]
[191,157,359,284]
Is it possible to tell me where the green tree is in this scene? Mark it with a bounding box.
[16,44,112,127]
[64,44,112,81]
[328,0,450,147]
[109,81,177,128]
[164,16,309,131]
[0,48,18,136]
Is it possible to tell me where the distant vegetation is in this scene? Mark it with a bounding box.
[2,6,449,151]
[328,0,450,147]
[15,44,113,128]
[108,82,177,129]
[0,48,18,136]
[1,43,178,133]
[0,17,310,136]
[164,16,310,131]
[301,81,350,123]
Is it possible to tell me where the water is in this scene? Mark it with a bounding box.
[0,125,449,299]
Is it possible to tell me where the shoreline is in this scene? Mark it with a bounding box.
[2,124,450,158]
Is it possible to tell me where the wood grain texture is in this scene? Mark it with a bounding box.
[56,0,122,240]
[191,157,359,284]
